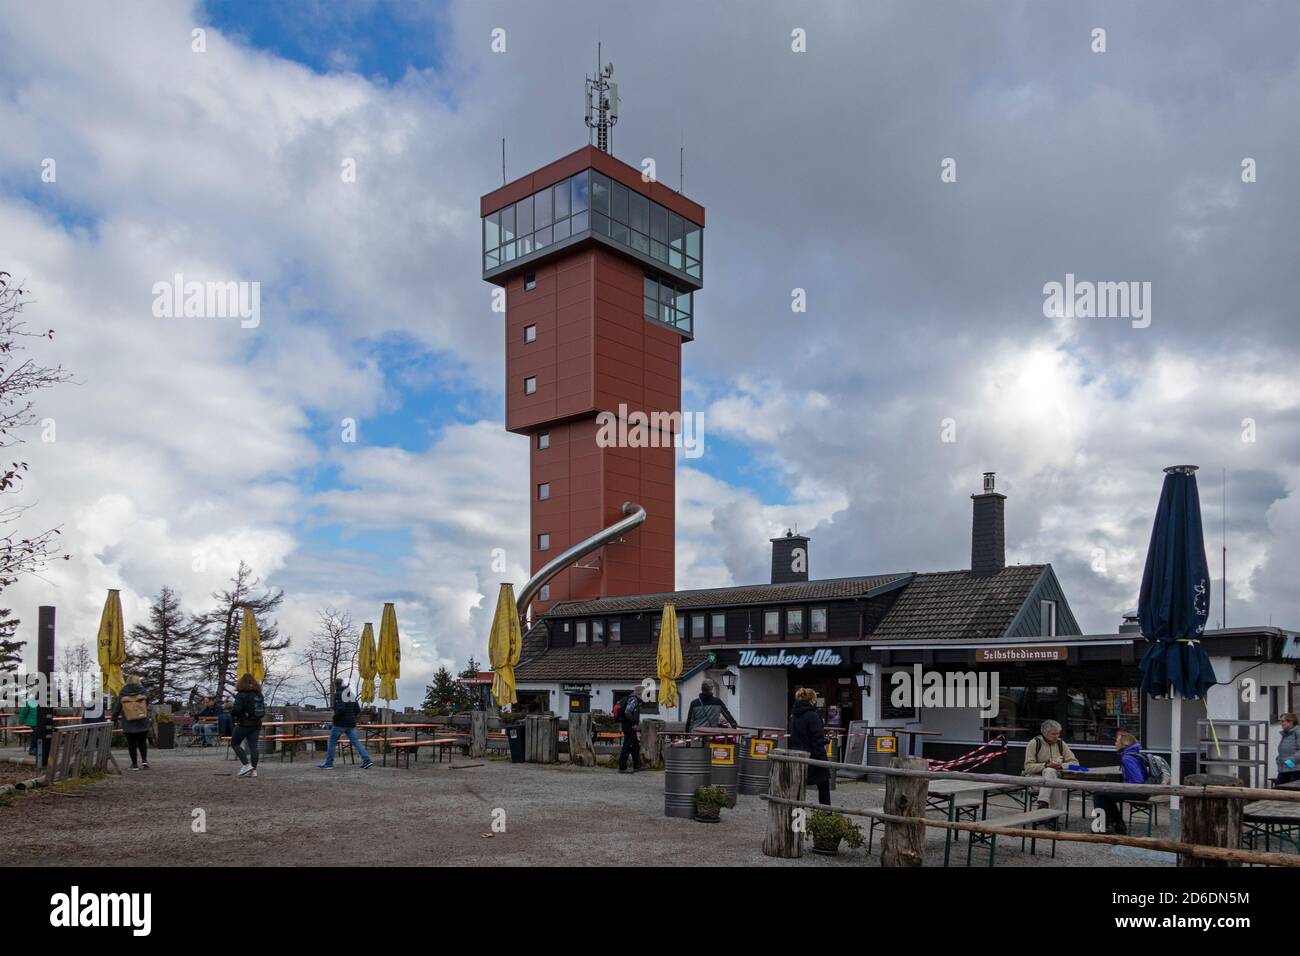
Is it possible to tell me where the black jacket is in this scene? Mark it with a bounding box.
[332,688,359,728]
[231,690,264,728]
[789,701,830,785]
[685,694,737,732]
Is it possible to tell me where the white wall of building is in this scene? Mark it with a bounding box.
[732,667,789,729]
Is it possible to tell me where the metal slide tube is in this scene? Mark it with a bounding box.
[516,501,646,620]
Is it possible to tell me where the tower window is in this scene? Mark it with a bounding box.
[537,432,550,450]
[538,533,550,551]
[540,585,550,600]
[524,376,537,395]
[537,482,550,501]
[524,272,536,291]
[524,324,537,343]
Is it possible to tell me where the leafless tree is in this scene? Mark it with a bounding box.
[0,272,72,598]
[302,606,359,706]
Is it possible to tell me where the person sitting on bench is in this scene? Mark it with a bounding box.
[1023,719,1080,810]
[1091,730,1146,835]
[191,696,222,746]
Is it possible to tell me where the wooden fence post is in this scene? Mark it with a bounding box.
[882,756,929,867]
[640,718,665,768]
[763,755,806,858]
[470,709,488,758]
[1181,773,1244,867]
[569,712,595,766]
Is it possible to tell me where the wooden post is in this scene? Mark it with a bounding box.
[569,712,595,766]
[525,714,559,763]
[1181,772,1244,867]
[640,718,665,769]
[470,709,488,758]
[881,756,928,867]
[763,755,807,858]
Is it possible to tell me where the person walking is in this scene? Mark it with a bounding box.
[615,689,642,773]
[1276,713,1299,786]
[230,673,266,778]
[111,675,154,770]
[790,687,831,806]
[318,677,373,770]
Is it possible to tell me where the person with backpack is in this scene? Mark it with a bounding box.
[685,679,738,732]
[1091,730,1163,834]
[111,675,154,770]
[317,677,373,770]
[1275,713,1299,786]
[230,673,266,777]
[614,689,642,773]
[1023,719,1081,810]
[790,687,832,805]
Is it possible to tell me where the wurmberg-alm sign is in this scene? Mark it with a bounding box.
[737,648,843,669]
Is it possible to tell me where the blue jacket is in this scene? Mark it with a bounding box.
[1119,742,1146,784]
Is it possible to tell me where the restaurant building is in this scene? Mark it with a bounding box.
[513,475,1299,778]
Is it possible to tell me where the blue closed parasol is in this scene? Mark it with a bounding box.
[1137,466,1217,700]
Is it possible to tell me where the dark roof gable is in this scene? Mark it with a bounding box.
[870,565,1049,641]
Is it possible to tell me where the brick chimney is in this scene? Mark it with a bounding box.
[770,530,810,584]
[970,472,1006,577]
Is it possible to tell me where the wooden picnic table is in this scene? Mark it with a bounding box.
[1243,799,1300,853]
[1277,778,1300,791]
[361,723,449,766]
[925,778,1033,866]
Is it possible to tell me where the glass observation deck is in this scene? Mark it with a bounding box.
[482,168,702,335]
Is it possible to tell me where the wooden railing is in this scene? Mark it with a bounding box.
[45,722,120,786]
[763,749,1300,867]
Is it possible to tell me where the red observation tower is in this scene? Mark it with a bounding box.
[480,64,704,621]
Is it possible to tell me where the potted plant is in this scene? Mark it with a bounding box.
[695,784,729,823]
[806,810,863,855]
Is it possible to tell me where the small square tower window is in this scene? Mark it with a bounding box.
[538,533,550,550]
[524,376,537,395]
[537,482,550,501]
[540,585,550,600]
[524,324,537,343]
[524,272,536,291]
[538,432,550,449]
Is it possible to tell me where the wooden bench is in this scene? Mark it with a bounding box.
[1127,794,1171,836]
[389,738,459,768]
[966,808,1066,866]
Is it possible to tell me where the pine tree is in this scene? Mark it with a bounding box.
[196,561,288,701]
[126,587,205,704]
[423,666,459,714]
[0,606,21,673]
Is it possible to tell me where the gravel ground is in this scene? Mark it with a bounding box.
[0,745,1173,867]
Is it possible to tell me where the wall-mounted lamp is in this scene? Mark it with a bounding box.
[722,671,737,693]
[855,672,870,695]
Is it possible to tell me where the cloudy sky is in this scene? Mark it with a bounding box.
[1,1,1296,706]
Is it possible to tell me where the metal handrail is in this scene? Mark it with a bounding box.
[516,501,647,620]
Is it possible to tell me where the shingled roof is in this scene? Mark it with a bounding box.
[515,641,711,681]
[869,565,1047,641]
[544,573,912,617]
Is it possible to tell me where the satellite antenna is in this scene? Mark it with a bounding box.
[585,42,618,153]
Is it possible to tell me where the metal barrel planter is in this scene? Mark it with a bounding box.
[738,734,779,795]
[663,742,711,819]
[707,738,739,807]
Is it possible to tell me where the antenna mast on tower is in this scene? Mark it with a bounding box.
[585,43,619,153]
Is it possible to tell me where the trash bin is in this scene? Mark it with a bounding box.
[738,734,778,795]
[664,741,711,818]
[507,723,527,763]
[707,739,739,807]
